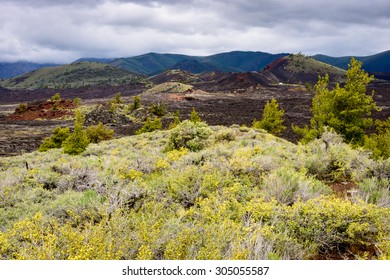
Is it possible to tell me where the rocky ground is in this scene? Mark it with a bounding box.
[0,78,389,157]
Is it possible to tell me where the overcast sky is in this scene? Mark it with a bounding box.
[1,0,389,63]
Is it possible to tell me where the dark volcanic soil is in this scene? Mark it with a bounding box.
[0,79,389,157]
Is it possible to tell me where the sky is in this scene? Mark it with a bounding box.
[0,0,389,63]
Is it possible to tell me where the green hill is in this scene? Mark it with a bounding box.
[0,61,144,89]
[1,122,390,260]
[148,69,201,84]
[263,54,346,84]
[144,81,193,94]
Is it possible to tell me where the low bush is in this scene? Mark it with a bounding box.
[364,118,390,159]
[136,117,162,135]
[128,96,141,112]
[51,93,61,101]
[301,129,374,183]
[166,120,212,152]
[215,127,237,142]
[85,122,114,144]
[272,198,390,259]
[16,103,28,114]
[262,167,331,205]
[168,110,181,129]
[356,177,390,207]
[149,103,167,117]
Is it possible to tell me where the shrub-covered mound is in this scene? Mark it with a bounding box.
[0,123,390,260]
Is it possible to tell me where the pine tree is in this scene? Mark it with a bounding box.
[293,58,378,144]
[62,110,90,155]
[252,98,286,136]
[190,108,201,123]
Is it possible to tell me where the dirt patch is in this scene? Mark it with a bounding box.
[330,181,357,199]
[313,243,379,260]
[7,99,77,121]
[166,93,186,101]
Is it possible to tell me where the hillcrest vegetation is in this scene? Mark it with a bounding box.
[0,58,390,260]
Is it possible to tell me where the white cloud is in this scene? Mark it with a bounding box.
[0,0,389,62]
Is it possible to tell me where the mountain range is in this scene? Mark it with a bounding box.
[110,51,289,75]
[0,61,58,79]
[0,50,389,81]
[0,54,350,90]
[313,50,390,72]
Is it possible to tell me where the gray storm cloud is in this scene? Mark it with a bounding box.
[0,0,389,62]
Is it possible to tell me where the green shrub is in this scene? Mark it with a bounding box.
[51,93,61,101]
[74,97,81,106]
[62,111,90,155]
[215,127,236,142]
[150,103,167,117]
[274,197,390,259]
[262,167,331,205]
[85,122,114,144]
[300,128,375,183]
[166,120,212,152]
[16,103,28,114]
[168,110,181,129]
[39,127,71,152]
[136,117,162,135]
[112,92,122,104]
[108,92,123,112]
[128,96,141,112]
[356,177,390,207]
[364,118,390,159]
[364,133,390,159]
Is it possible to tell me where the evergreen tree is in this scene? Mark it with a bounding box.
[293,58,378,144]
[190,108,201,123]
[62,110,90,155]
[252,98,286,136]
